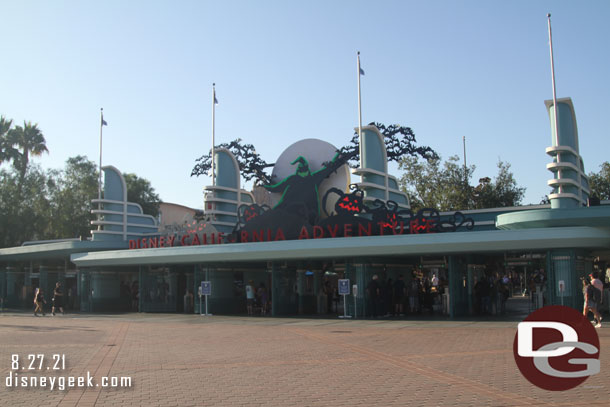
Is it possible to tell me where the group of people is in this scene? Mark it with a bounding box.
[473,275,511,315]
[583,271,604,328]
[245,280,269,316]
[121,280,139,312]
[366,273,440,318]
[33,282,64,316]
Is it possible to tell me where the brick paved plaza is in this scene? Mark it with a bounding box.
[0,312,608,407]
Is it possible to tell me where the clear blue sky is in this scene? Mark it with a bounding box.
[1,0,609,209]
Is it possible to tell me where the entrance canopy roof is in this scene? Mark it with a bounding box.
[70,226,610,267]
[0,240,128,262]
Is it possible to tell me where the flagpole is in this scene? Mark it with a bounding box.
[463,136,467,182]
[357,51,363,166]
[547,14,560,148]
[212,83,216,186]
[99,108,103,201]
[547,13,561,193]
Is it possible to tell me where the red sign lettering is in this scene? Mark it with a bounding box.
[298,226,310,240]
[313,226,324,239]
[252,230,264,242]
[274,228,286,241]
[326,224,338,238]
[358,223,371,237]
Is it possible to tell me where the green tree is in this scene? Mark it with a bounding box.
[588,162,610,200]
[472,161,525,209]
[0,156,163,247]
[0,116,17,164]
[0,165,53,247]
[0,117,51,247]
[6,121,48,191]
[0,169,20,247]
[399,155,473,211]
[47,156,99,239]
[0,116,11,138]
[399,155,525,211]
[123,173,162,218]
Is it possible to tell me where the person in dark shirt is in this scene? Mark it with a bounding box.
[52,282,65,316]
[383,278,394,317]
[394,275,406,316]
[323,279,334,314]
[498,279,509,315]
[422,277,433,313]
[257,282,269,316]
[367,275,380,318]
[408,277,421,314]
[480,277,491,315]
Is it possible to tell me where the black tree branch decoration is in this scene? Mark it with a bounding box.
[191,123,438,184]
[191,139,274,185]
[339,122,439,168]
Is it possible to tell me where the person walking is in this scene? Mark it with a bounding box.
[394,275,406,316]
[498,279,509,315]
[408,277,420,314]
[257,282,268,315]
[33,288,46,316]
[323,278,334,314]
[52,282,65,316]
[245,280,255,316]
[583,278,602,328]
[591,272,604,311]
[383,278,393,317]
[479,277,491,315]
[366,275,380,318]
[590,273,603,328]
[183,289,193,313]
[131,281,139,311]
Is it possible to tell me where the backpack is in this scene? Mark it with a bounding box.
[587,285,601,304]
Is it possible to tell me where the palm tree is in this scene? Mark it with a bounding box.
[8,121,48,187]
[0,115,16,165]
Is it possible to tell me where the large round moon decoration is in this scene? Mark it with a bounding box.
[270,139,351,218]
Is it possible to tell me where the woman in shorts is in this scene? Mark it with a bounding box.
[583,279,602,328]
[34,288,46,316]
[245,280,255,316]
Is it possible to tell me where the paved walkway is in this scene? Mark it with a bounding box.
[0,312,608,406]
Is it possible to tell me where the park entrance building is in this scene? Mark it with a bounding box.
[1,99,610,317]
